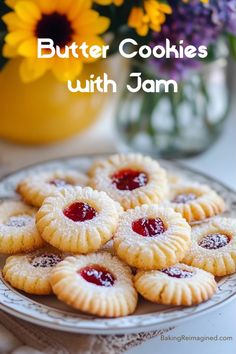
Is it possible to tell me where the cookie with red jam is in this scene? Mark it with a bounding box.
[0,201,44,254]
[183,218,236,276]
[50,252,138,317]
[36,187,122,253]
[114,204,191,270]
[3,246,64,295]
[17,169,88,207]
[89,154,168,210]
[134,263,217,306]
[166,182,225,223]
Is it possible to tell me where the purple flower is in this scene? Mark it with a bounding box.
[149,0,233,81]
[209,0,236,35]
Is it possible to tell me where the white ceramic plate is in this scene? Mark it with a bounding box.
[0,155,236,334]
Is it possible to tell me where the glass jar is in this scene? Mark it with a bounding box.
[116,57,230,158]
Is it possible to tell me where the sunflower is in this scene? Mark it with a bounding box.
[2,0,110,82]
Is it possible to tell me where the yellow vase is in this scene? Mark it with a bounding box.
[0,59,109,145]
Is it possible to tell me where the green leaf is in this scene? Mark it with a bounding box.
[228,34,236,60]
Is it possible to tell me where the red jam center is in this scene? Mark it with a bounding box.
[199,233,230,250]
[31,254,62,268]
[132,217,166,237]
[111,169,148,191]
[161,267,193,279]
[173,193,197,204]
[6,215,32,227]
[49,179,70,188]
[79,265,115,287]
[63,202,97,222]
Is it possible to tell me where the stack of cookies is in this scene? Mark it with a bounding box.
[1,154,235,318]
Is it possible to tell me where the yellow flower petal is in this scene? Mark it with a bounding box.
[73,11,110,35]
[15,1,41,25]
[94,0,123,5]
[18,37,37,57]
[5,0,18,8]
[114,0,123,5]
[56,0,74,14]
[137,24,149,36]
[51,57,83,81]
[3,12,34,31]
[36,0,57,14]
[20,57,51,82]
[128,7,144,28]
[128,7,150,36]
[158,3,172,14]
[94,0,113,4]
[5,30,32,46]
[150,23,161,32]
[67,0,92,21]
[72,10,99,27]
[2,43,18,58]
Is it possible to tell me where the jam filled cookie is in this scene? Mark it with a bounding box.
[17,170,88,207]
[50,252,138,317]
[0,201,44,254]
[36,187,122,253]
[114,204,191,270]
[3,247,64,294]
[134,263,217,306]
[89,154,168,210]
[183,218,236,276]
[166,182,225,223]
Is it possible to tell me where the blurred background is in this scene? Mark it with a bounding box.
[0,0,235,190]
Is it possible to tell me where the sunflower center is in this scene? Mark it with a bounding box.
[35,12,73,47]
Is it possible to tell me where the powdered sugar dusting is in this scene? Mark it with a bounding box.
[199,233,230,250]
[5,215,33,227]
[31,254,62,268]
[161,266,193,279]
[173,193,197,204]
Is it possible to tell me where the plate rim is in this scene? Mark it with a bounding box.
[0,154,236,334]
[1,273,236,334]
